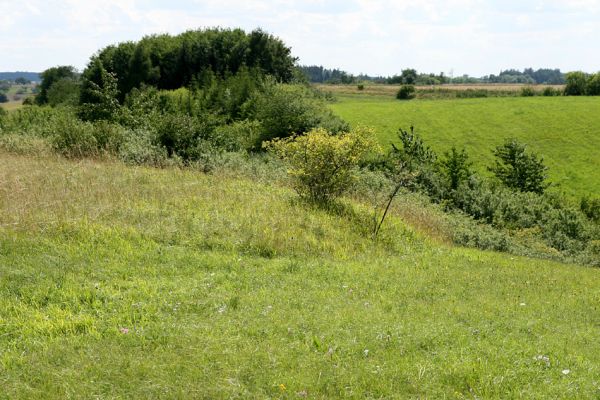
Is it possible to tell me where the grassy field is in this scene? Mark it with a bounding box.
[1,151,600,398]
[0,84,34,112]
[329,95,600,198]
[316,84,565,97]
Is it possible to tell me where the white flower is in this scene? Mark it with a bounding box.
[562,369,571,375]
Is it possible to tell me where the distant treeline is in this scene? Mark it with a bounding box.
[0,72,40,82]
[299,66,566,85]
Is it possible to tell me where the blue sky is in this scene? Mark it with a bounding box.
[1,0,599,76]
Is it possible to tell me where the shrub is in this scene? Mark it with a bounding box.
[488,138,548,194]
[439,146,472,191]
[243,83,348,147]
[455,89,488,98]
[51,118,99,158]
[396,85,416,100]
[266,127,380,203]
[586,72,600,96]
[542,87,559,96]
[581,196,600,222]
[520,86,535,97]
[212,120,262,151]
[118,129,170,167]
[564,71,588,96]
[357,84,365,91]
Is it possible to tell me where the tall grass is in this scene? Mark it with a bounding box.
[1,152,600,398]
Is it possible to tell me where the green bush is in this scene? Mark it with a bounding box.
[357,84,365,91]
[266,127,380,203]
[488,138,548,194]
[455,89,489,98]
[564,71,588,96]
[118,129,170,167]
[542,87,559,96]
[396,85,416,100]
[51,118,99,158]
[586,72,600,96]
[520,86,535,97]
[581,196,600,222]
[243,84,349,147]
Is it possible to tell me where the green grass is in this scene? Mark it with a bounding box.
[329,95,600,198]
[1,152,600,398]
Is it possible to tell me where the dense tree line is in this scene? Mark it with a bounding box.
[483,68,565,84]
[299,66,567,85]
[83,28,297,102]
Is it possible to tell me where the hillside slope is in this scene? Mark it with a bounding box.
[330,95,600,198]
[1,152,599,398]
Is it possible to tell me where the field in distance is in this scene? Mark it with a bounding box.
[329,94,600,198]
[317,83,565,97]
[1,151,600,398]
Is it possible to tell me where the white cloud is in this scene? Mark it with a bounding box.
[0,0,598,75]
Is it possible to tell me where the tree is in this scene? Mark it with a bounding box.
[439,147,472,190]
[47,78,81,107]
[126,43,160,93]
[78,58,120,121]
[15,77,31,85]
[401,69,418,84]
[36,66,78,105]
[488,138,548,194]
[586,72,600,96]
[564,71,588,96]
[0,93,8,103]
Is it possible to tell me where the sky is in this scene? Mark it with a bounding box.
[1,0,599,77]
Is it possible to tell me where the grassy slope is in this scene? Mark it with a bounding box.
[329,95,600,198]
[1,152,600,398]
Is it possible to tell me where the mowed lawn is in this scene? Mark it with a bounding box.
[1,152,600,398]
[329,95,600,198]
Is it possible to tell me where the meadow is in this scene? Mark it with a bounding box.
[1,151,600,398]
[329,94,600,198]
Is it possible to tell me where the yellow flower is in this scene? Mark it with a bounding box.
[279,383,286,392]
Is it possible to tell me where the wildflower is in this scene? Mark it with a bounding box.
[279,383,286,392]
[119,327,129,334]
[562,369,570,375]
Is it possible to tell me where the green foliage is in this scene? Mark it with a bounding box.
[564,71,588,96]
[439,146,472,190]
[243,84,349,147]
[396,84,416,100]
[46,78,81,107]
[520,86,535,96]
[455,89,488,98]
[581,196,600,222]
[357,84,365,91]
[88,27,296,98]
[51,118,125,158]
[489,138,548,194]
[542,87,559,96]
[586,72,600,95]
[0,93,7,103]
[78,59,121,122]
[36,66,78,105]
[117,128,170,167]
[266,127,380,203]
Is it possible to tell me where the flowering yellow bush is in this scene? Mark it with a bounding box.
[265,127,380,203]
